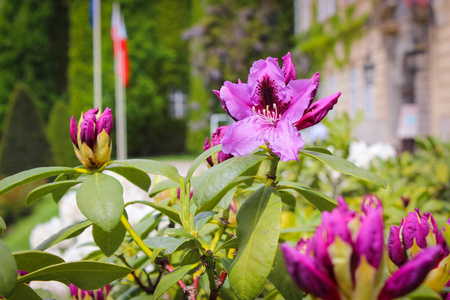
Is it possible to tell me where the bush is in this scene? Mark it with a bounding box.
[0,84,54,176]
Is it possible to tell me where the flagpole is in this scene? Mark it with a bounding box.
[113,3,127,160]
[93,0,102,109]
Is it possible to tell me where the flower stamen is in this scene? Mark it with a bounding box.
[253,103,282,126]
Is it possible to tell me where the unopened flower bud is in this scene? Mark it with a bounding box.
[204,126,233,167]
[70,108,113,169]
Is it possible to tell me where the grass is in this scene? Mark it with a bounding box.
[3,195,59,252]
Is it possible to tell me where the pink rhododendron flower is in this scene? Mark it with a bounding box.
[213,52,341,161]
[204,126,233,167]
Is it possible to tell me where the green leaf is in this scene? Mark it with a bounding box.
[51,172,82,203]
[221,257,233,274]
[134,212,161,239]
[0,239,17,298]
[26,180,83,206]
[164,229,202,249]
[279,191,296,208]
[181,250,201,267]
[302,147,332,155]
[106,165,151,192]
[218,185,238,210]
[76,173,124,232]
[93,221,126,257]
[0,166,77,197]
[229,186,282,300]
[149,180,180,197]
[193,211,218,232]
[215,238,239,253]
[298,149,386,188]
[35,220,93,251]
[130,201,181,224]
[0,216,5,235]
[278,182,337,212]
[193,154,265,213]
[13,251,64,273]
[17,261,132,290]
[8,283,42,300]
[184,144,222,182]
[143,236,197,255]
[268,247,303,300]
[153,263,200,300]
[113,159,181,183]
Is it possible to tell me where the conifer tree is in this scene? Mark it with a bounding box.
[0,85,54,175]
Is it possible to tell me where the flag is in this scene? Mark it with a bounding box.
[111,4,130,87]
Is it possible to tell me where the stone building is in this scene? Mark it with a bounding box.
[294,0,448,150]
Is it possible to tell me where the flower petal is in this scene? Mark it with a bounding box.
[281,52,296,85]
[70,116,78,148]
[97,107,113,135]
[294,91,341,130]
[281,243,341,300]
[80,114,97,149]
[264,120,305,161]
[283,72,320,122]
[378,246,442,300]
[387,225,407,267]
[356,206,384,269]
[219,81,253,120]
[248,57,285,96]
[221,117,266,157]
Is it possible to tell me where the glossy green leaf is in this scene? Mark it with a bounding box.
[278,182,337,212]
[193,154,265,213]
[51,172,82,203]
[13,251,64,273]
[165,229,202,249]
[215,238,239,254]
[134,212,161,239]
[130,201,181,224]
[113,159,181,183]
[268,247,303,300]
[299,149,387,188]
[93,221,126,257]
[181,249,201,267]
[76,173,124,232]
[0,217,5,235]
[106,165,151,192]
[221,257,233,274]
[149,180,180,197]
[193,211,218,232]
[218,185,238,210]
[0,166,77,196]
[143,236,197,255]
[153,263,200,300]
[229,185,282,300]
[26,180,82,206]
[8,283,42,300]
[35,220,93,251]
[17,261,132,290]
[0,239,17,298]
[279,191,296,208]
[302,147,332,155]
[184,144,222,182]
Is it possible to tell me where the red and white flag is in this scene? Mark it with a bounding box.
[111,4,130,87]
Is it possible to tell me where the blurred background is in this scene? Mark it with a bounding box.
[1,0,450,245]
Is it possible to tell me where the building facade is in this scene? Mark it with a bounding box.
[294,0,448,150]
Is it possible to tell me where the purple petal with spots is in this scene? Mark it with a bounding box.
[281,243,341,300]
[70,116,78,148]
[97,107,113,135]
[281,52,296,85]
[247,57,285,95]
[294,92,341,130]
[387,225,407,267]
[378,246,441,300]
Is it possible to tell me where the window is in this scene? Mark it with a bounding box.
[295,0,311,33]
[169,90,187,119]
[364,64,375,118]
[350,68,359,117]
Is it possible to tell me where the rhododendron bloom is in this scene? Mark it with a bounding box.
[204,126,233,167]
[214,52,341,161]
[282,196,442,300]
[70,108,113,169]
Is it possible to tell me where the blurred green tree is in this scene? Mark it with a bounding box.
[0,0,69,125]
[0,85,54,176]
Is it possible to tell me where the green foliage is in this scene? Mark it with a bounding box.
[0,85,54,176]
[185,0,294,153]
[295,4,369,74]
[46,100,78,166]
[0,0,69,124]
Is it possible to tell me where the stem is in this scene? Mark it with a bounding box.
[120,214,153,259]
[209,224,225,253]
[266,155,280,185]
